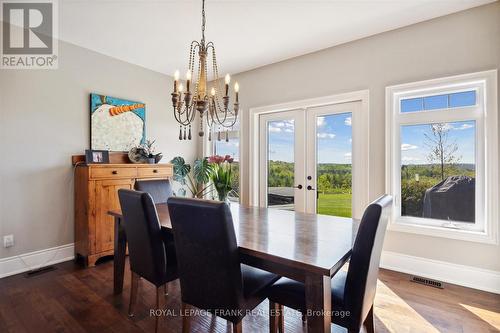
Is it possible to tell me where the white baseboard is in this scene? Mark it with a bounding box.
[0,243,75,279]
[381,250,500,294]
[1,244,498,294]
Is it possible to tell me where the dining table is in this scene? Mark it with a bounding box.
[108,203,358,333]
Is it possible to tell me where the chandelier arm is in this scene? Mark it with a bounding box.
[173,107,191,126]
[212,102,230,125]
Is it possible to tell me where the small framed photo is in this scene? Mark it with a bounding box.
[85,149,109,164]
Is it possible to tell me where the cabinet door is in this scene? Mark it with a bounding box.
[94,179,133,253]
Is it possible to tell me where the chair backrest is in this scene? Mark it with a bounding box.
[167,197,244,312]
[134,179,173,204]
[344,195,392,331]
[118,189,167,286]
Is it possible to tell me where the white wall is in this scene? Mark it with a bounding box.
[0,39,197,259]
[233,3,500,272]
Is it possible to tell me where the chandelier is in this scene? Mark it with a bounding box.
[171,0,239,141]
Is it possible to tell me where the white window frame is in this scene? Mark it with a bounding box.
[386,70,498,244]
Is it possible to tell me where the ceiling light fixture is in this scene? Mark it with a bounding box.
[171,0,239,141]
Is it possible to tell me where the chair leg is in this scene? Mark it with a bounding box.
[163,283,168,296]
[278,305,284,333]
[182,302,191,333]
[269,301,279,333]
[269,302,284,333]
[301,313,306,323]
[233,321,242,333]
[128,272,140,317]
[364,305,374,333]
[155,287,161,333]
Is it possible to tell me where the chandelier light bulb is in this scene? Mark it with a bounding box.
[174,70,180,81]
[225,74,231,84]
[178,83,184,92]
[186,70,192,80]
[211,87,216,96]
[234,82,239,93]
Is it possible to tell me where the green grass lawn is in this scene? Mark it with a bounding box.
[317,193,352,218]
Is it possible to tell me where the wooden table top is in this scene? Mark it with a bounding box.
[109,203,358,277]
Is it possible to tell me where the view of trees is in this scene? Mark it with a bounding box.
[263,122,473,220]
[401,122,473,217]
[424,123,462,181]
[268,161,352,193]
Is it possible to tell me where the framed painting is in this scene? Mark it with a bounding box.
[90,93,146,151]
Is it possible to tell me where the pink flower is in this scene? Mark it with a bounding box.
[208,155,226,164]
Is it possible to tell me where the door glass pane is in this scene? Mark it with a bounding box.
[400,121,476,223]
[316,113,352,217]
[268,119,295,210]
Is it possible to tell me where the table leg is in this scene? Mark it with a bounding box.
[113,216,127,295]
[305,274,331,333]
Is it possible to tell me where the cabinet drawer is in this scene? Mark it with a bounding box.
[137,166,172,178]
[90,167,137,179]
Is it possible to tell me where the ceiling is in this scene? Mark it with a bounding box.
[59,0,495,77]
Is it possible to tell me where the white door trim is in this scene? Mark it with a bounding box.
[247,90,370,217]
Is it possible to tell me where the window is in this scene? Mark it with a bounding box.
[213,120,240,201]
[386,71,498,244]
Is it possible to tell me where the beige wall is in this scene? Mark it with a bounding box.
[233,3,500,271]
[0,40,197,259]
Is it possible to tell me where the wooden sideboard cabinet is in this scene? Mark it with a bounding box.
[73,158,173,267]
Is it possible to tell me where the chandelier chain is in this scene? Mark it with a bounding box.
[201,0,206,43]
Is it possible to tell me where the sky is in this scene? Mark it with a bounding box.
[215,107,476,167]
[268,112,353,164]
[401,120,475,165]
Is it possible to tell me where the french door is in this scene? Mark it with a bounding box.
[259,101,362,218]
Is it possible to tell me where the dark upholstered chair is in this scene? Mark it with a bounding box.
[167,197,280,333]
[266,195,392,333]
[134,179,176,261]
[134,179,173,204]
[118,189,178,333]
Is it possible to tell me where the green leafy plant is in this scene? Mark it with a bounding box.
[170,156,213,198]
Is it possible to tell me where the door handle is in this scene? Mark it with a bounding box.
[294,184,303,189]
[307,185,315,191]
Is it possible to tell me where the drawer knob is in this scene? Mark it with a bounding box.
[153,169,158,173]
[112,170,118,175]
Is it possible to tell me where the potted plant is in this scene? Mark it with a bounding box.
[208,155,235,203]
[128,139,162,164]
[170,156,213,198]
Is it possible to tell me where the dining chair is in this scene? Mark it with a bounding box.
[167,197,281,333]
[134,179,173,204]
[266,195,392,333]
[118,189,178,333]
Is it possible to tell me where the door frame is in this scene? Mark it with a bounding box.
[247,90,370,219]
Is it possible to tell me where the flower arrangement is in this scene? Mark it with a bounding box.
[208,155,235,202]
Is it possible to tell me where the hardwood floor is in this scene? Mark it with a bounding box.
[0,258,498,333]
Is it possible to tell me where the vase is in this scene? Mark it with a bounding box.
[147,158,156,164]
